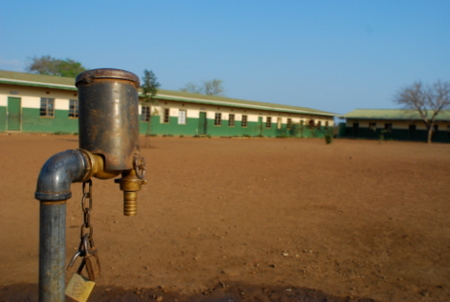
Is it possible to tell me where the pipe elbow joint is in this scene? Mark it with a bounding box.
[35,150,91,201]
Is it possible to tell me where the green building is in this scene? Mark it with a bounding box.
[0,70,335,138]
[343,109,450,143]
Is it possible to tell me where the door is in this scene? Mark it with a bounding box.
[352,122,359,137]
[258,116,263,136]
[7,97,21,131]
[409,125,416,141]
[198,112,207,135]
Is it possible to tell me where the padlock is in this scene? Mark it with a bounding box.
[84,245,101,281]
[65,272,95,302]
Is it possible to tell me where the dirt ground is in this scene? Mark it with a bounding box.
[0,134,449,302]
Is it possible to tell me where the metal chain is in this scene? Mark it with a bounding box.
[67,179,95,271]
[80,179,93,240]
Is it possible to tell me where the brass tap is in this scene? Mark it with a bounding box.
[114,169,147,216]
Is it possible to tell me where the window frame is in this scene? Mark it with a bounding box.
[241,115,248,128]
[214,113,222,126]
[141,106,150,122]
[384,123,393,132]
[228,114,235,127]
[40,97,55,117]
[433,124,438,133]
[162,108,170,124]
[178,109,187,125]
[265,116,272,128]
[68,99,78,118]
[287,118,292,130]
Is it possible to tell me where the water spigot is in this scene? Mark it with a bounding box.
[75,68,147,216]
[114,155,147,216]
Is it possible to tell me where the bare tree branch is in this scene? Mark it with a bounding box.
[394,80,450,143]
[180,79,224,96]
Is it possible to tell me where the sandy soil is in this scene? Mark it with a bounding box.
[0,134,449,302]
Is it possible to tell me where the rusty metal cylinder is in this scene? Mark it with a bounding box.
[76,68,141,172]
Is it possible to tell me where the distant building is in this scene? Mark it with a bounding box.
[342,109,450,143]
[0,70,335,138]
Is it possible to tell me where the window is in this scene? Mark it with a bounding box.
[162,108,170,123]
[369,122,376,131]
[325,121,329,130]
[265,117,272,128]
[241,115,248,127]
[385,123,392,132]
[317,121,322,130]
[433,125,438,133]
[178,109,186,124]
[141,106,150,122]
[40,98,54,117]
[68,99,78,118]
[214,113,222,126]
[287,118,292,130]
[228,114,235,127]
[277,117,282,129]
[309,119,315,129]
[353,122,359,136]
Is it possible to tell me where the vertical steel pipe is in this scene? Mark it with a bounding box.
[36,150,92,302]
[39,201,66,302]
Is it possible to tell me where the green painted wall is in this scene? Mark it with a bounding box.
[0,106,6,132]
[139,114,330,138]
[343,126,450,143]
[139,116,198,136]
[22,108,78,133]
[0,105,332,139]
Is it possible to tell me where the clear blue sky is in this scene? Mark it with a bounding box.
[1,0,449,115]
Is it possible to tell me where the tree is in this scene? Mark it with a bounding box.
[203,79,224,95]
[26,55,86,77]
[180,79,224,96]
[141,69,161,147]
[180,82,202,94]
[394,80,450,143]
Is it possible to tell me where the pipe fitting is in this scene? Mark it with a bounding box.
[78,149,121,180]
[35,149,92,201]
[114,169,147,216]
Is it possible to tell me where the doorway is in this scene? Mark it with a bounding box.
[7,97,21,131]
[198,112,207,135]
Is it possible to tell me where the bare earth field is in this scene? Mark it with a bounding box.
[0,134,449,302]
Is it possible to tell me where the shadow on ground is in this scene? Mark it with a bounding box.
[0,282,377,302]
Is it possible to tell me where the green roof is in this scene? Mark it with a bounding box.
[344,109,450,121]
[0,70,75,90]
[0,70,335,117]
[154,89,335,116]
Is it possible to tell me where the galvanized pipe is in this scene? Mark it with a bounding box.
[36,149,92,302]
[39,201,66,302]
[35,149,91,201]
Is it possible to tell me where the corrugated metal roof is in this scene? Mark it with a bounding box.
[344,109,450,121]
[0,70,335,117]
